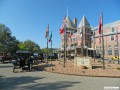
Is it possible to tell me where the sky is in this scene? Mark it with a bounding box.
[0,0,120,49]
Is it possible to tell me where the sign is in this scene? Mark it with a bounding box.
[74,57,91,68]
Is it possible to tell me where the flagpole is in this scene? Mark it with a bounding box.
[47,36,48,63]
[70,32,72,60]
[93,30,96,62]
[106,36,108,60]
[50,39,52,61]
[63,28,66,67]
[101,12,105,69]
[47,24,49,63]
[81,26,84,56]
[116,27,119,64]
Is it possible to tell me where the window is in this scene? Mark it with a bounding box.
[114,45,118,55]
[111,35,114,41]
[108,45,112,55]
[108,50,112,55]
[96,47,100,55]
[72,38,76,41]
[112,27,115,32]
[114,50,118,55]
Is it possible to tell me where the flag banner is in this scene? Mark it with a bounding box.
[60,16,66,34]
[98,13,102,34]
[45,25,49,38]
[71,33,75,38]
[49,31,52,42]
[67,32,71,38]
[91,35,94,43]
[80,28,82,37]
[80,19,84,37]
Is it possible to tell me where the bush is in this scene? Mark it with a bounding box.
[116,67,120,70]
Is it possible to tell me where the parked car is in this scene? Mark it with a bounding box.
[33,52,44,62]
[0,52,11,63]
[48,53,58,60]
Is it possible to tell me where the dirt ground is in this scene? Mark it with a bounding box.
[34,59,120,77]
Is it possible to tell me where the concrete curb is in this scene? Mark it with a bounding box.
[44,70,120,78]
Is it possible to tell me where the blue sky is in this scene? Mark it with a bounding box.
[0,0,120,48]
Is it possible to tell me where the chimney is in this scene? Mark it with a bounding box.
[73,18,77,28]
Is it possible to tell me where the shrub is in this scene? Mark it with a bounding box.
[116,67,120,70]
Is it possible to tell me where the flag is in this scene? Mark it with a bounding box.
[60,16,66,34]
[49,31,52,42]
[91,31,95,43]
[67,32,71,38]
[80,20,84,37]
[71,33,75,38]
[45,25,49,38]
[91,35,94,43]
[98,13,102,34]
[115,30,118,42]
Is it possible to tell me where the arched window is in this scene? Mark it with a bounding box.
[108,45,112,55]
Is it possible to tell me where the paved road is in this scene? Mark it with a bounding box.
[0,63,120,90]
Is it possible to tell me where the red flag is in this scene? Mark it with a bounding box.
[45,25,49,38]
[60,16,66,34]
[98,13,102,34]
[60,28,64,34]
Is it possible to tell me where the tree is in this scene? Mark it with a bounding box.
[41,48,51,54]
[0,24,19,53]
[18,40,40,52]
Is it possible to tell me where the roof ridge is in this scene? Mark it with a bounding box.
[93,20,120,29]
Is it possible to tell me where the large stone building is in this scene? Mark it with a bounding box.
[60,16,120,59]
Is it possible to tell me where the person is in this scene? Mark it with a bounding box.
[28,56,34,70]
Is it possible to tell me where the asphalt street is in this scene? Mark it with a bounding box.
[0,62,120,90]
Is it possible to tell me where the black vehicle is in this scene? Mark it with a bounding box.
[48,53,58,60]
[12,50,34,72]
[33,52,44,62]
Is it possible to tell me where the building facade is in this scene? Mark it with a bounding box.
[93,20,120,59]
[60,16,120,59]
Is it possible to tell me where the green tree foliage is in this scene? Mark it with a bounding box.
[41,48,52,54]
[18,40,40,52]
[0,24,19,53]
